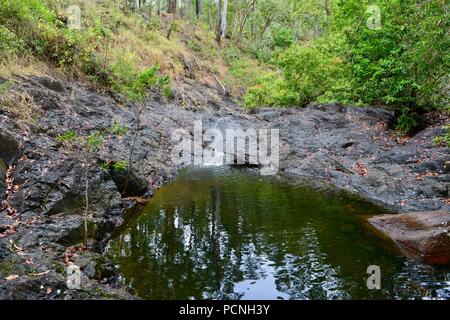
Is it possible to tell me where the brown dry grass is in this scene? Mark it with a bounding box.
[0,55,56,79]
[0,85,41,122]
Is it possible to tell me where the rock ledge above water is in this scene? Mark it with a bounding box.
[369,211,450,265]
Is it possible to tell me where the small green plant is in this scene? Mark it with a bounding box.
[100,160,128,174]
[112,161,127,173]
[100,161,110,173]
[57,130,77,143]
[112,65,172,101]
[87,131,105,150]
[111,120,128,136]
[433,125,450,148]
[395,108,418,136]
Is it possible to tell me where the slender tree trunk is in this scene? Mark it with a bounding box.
[237,0,255,44]
[222,0,228,37]
[157,0,161,15]
[196,0,202,19]
[216,0,222,43]
[166,8,177,39]
[123,105,145,195]
[84,164,89,246]
[324,0,332,33]
[167,0,176,14]
[180,0,188,18]
[216,0,227,44]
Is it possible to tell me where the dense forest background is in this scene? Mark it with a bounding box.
[0,0,448,135]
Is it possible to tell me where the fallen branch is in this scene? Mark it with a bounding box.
[213,74,228,96]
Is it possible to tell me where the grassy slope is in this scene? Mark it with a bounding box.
[0,0,269,99]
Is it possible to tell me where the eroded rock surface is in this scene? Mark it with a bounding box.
[0,76,448,299]
[369,211,450,265]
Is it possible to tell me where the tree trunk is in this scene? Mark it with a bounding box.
[216,0,227,44]
[180,0,188,18]
[157,0,161,15]
[237,0,256,44]
[324,0,332,33]
[196,0,202,19]
[167,0,176,14]
[166,10,176,39]
[222,0,228,37]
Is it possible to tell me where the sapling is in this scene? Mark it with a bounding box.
[57,123,128,247]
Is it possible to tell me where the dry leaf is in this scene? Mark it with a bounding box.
[46,287,52,294]
[32,270,50,277]
[5,274,19,281]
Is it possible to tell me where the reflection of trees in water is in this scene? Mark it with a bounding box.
[107,170,448,299]
[108,176,353,299]
[273,225,349,300]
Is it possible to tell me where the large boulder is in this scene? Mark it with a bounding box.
[369,211,450,265]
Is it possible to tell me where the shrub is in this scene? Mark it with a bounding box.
[395,108,418,136]
[244,72,299,109]
[245,40,345,108]
[271,28,295,49]
[0,26,27,55]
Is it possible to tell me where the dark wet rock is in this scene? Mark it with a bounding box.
[0,271,66,300]
[369,211,450,265]
[0,129,21,164]
[35,77,66,93]
[105,165,149,197]
[72,251,116,280]
[0,214,14,233]
[0,241,8,260]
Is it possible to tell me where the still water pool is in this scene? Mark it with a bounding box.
[106,167,449,300]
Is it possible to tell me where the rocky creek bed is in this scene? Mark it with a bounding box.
[0,76,449,299]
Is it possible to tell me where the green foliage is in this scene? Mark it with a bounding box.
[87,131,105,150]
[433,125,450,148]
[111,120,128,136]
[0,80,13,94]
[271,28,295,49]
[0,0,172,100]
[110,63,172,101]
[245,39,347,108]
[223,46,269,90]
[244,72,298,109]
[100,161,110,173]
[353,1,447,110]
[0,26,26,54]
[395,108,418,136]
[242,0,448,133]
[57,130,77,143]
[1,0,447,135]
[0,0,78,65]
[100,160,128,174]
[112,161,128,173]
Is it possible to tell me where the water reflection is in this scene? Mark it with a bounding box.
[106,167,450,300]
